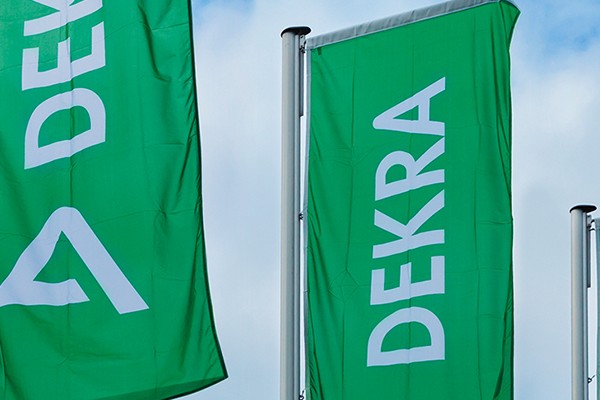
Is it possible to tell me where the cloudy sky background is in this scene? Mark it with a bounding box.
[184,0,600,398]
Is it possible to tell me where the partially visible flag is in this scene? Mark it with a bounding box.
[595,218,600,396]
[305,0,519,398]
[0,1,226,398]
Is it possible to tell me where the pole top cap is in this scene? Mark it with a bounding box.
[570,204,597,213]
[281,26,311,37]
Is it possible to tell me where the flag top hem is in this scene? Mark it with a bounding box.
[306,0,518,50]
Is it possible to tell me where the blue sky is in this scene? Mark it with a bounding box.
[186,0,600,398]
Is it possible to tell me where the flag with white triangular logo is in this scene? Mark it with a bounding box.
[0,1,226,398]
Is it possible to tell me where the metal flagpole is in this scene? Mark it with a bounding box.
[281,26,310,400]
[571,204,596,400]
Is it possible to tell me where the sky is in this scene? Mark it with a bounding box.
[185,0,600,399]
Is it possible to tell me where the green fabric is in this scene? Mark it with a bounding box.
[596,218,600,396]
[306,1,519,399]
[0,1,226,399]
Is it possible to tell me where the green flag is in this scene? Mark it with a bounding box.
[0,1,226,398]
[305,0,519,398]
[595,218,600,396]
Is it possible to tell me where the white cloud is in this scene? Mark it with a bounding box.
[511,1,600,398]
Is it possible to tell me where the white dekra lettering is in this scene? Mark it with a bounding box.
[0,1,146,314]
[372,78,446,136]
[25,88,106,169]
[375,138,444,200]
[373,191,444,259]
[23,22,106,90]
[24,0,103,36]
[22,0,106,168]
[367,78,446,366]
[367,307,444,366]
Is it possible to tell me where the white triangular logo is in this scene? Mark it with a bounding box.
[0,207,148,314]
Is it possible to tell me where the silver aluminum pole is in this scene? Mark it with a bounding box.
[571,205,596,400]
[281,26,310,400]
